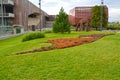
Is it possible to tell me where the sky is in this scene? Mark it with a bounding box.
[29,0,120,22]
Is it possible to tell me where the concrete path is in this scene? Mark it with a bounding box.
[0,33,25,40]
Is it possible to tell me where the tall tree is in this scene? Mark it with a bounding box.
[90,5,108,30]
[53,7,71,33]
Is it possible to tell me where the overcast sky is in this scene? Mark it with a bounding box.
[29,0,120,22]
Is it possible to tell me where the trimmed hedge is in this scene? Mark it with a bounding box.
[22,32,45,42]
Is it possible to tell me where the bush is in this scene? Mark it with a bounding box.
[22,32,45,42]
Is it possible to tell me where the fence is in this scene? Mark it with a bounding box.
[0,26,13,36]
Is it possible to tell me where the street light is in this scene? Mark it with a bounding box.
[100,0,104,31]
[39,0,41,31]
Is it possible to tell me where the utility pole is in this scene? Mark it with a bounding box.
[100,0,104,31]
[39,0,41,31]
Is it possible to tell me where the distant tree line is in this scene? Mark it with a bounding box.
[107,22,120,30]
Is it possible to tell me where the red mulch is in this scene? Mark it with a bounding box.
[47,34,112,49]
[47,37,94,49]
[16,46,55,55]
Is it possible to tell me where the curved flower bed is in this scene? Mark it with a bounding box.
[47,34,110,49]
[17,34,113,55]
[47,37,94,49]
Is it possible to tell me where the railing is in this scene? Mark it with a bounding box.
[0,0,14,5]
[0,13,15,17]
[0,26,14,35]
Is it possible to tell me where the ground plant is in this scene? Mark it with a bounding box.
[22,32,45,42]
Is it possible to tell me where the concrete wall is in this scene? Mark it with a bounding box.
[14,0,49,31]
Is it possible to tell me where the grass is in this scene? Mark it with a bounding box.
[0,31,120,80]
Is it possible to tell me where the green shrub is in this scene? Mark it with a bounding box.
[22,32,45,42]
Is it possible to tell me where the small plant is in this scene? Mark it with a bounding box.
[22,32,45,42]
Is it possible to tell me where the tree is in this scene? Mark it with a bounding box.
[53,7,71,33]
[90,5,108,30]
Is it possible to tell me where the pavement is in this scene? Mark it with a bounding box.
[0,33,25,40]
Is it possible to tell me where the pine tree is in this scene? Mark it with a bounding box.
[53,7,71,33]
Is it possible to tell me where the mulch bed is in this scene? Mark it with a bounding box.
[46,34,109,49]
[16,34,113,55]
[47,37,94,49]
[17,46,55,55]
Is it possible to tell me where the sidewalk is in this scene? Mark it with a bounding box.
[0,33,25,40]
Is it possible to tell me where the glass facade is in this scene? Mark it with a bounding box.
[0,0,14,35]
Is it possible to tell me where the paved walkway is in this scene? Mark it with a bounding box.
[0,33,25,40]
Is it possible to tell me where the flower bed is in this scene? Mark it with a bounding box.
[47,34,112,49]
[17,34,113,55]
[47,37,94,49]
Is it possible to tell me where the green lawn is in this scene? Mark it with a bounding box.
[0,31,120,80]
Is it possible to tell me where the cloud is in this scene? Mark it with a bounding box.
[109,8,120,21]
[105,0,120,8]
[29,0,120,22]
[42,2,58,7]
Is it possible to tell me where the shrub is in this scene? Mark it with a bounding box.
[22,32,45,42]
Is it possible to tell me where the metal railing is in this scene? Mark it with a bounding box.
[0,26,14,35]
[0,13,15,17]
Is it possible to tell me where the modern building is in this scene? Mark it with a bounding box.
[0,0,50,35]
[69,6,108,26]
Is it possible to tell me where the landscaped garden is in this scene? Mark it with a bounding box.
[0,31,120,80]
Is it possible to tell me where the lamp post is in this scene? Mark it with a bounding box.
[100,0,104,31]
[39,0,41,31]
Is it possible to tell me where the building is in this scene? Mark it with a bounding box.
[0,0,49,35]
[69,6,108,27]
[45,15,56,29]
